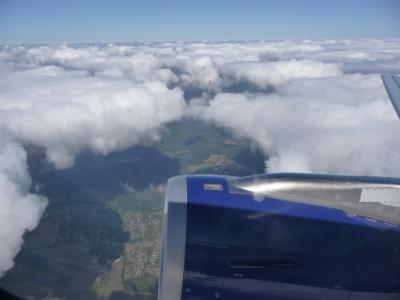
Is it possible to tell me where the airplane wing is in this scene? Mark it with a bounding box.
[159,174,400,300]
[382,73,400,119]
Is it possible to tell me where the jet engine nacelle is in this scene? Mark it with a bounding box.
[158,174,400,300]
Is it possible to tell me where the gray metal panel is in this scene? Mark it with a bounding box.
[382,74,400,119]
[230,173,400,225]
[158,176,187,300]
[393,75,400,87]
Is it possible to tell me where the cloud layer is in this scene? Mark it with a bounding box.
[0,39,400,275]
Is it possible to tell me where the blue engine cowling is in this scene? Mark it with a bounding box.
[158,174,400,300]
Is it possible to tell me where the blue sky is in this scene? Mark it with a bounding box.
[0,0,399,43]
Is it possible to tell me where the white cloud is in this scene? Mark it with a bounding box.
[192,73,400,176]
[0,134,47,276]
[0,65,186,168]
[221,59,342,88]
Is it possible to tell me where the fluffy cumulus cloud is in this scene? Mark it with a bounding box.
[0,134,47,276]
[0,39,400,275]
[220,59,342,88]
[0,68,185,168]
[192,74,400,175]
